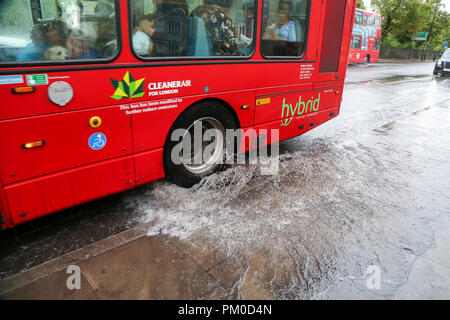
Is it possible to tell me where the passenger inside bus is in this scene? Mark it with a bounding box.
[191,0,241,56]
[47,20,70,47]
[263,0,298,42]
[94,0,118,56]
[44,20,70,61]
[260,0,305,56]
[133,0,189,57]
[16,25,49,62]
[0,0,118,62]
[130,0,254,58]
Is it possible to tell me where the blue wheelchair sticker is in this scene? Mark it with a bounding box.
[88,132,107,150]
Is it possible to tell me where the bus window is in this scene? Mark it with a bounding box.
[354,10,362,25]
[362,14,368,26]
[261,0,308,57]
[0,0,119,63]
[130,0,256,58]
[368,15,375,26]
[351,35,361,49]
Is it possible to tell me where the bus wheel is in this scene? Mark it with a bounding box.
[364,55,370,64]
[163,101,237,188]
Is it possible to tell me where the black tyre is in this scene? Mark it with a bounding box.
[163,101,237,188]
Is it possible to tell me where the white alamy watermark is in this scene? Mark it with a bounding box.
[170,121,280,176]
[66,265,81,290]
[366,265,381,290]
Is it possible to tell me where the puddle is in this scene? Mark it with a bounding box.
[134,133,441,298]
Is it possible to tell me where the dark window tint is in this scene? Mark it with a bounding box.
[351,35,361,49]
[260,0,308,57]
[319,0,346,73]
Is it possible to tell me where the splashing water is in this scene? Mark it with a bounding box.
[123,134,438,299]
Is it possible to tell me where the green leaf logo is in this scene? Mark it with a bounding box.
[110,71,146,100]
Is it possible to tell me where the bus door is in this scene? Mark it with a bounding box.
[312,0,354,119]
[372,37,380,62]
[369,37,375,51]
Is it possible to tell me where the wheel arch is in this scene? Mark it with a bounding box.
[163,97,241,147]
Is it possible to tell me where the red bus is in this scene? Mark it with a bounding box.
[348,9,381,64]
[0,0,356,229]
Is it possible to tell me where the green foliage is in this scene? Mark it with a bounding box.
[372,0,450,51]
[356,0,367,10]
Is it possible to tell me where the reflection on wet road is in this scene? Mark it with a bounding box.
[1,62,449,299]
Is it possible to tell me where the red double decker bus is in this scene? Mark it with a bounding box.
[348,8,381,64]
[0,0,356,229]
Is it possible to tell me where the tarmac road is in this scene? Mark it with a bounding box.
[1,61,449,299]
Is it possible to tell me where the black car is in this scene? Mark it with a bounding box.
[433,48,450,76]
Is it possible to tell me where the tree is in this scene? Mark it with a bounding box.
[424,1,450,51]
[371,0,405,42]
[372,0,450,51]
[356,0,367,10]
[390,0,429,44]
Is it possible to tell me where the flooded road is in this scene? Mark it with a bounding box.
[1,62,449,299]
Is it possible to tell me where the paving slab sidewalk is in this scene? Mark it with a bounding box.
[0,223,237,300]
[1,210,449,300]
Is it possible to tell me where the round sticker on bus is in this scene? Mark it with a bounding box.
[48,81,73,106]
[88,133,107,150]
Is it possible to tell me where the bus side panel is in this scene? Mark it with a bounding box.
[314,82,344,111]
[254,107,340,146]
[131,89,256,152]
[4,156,136,225]
[0,106,133,185]
[254,88,315,125]
[0,181,12,230]
[253,85,341,143]
[134,149,165,186]
[348,48,365,63]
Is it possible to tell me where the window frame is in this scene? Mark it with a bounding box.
[362,14,368,26]
[259,0,312,60]
[0,0,123,67]
[374,37,380,51]
[351,35,361,50]
[128,0,259,62]
[354,10,363,25]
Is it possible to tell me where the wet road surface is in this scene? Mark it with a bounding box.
[1,62,449,299]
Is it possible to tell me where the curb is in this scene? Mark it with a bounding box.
[376,60,437,64]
